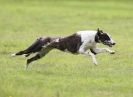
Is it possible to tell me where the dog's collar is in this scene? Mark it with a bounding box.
[95,33,100,43]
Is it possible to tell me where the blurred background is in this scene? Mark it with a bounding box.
[0,0,133,97]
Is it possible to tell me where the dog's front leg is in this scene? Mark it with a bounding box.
[92,48,115,54]
[88,51,98,65]
[78,48,98,65]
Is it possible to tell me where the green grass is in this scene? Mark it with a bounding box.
[0,0,133,97]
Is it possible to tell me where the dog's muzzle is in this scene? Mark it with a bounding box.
[103,41,116,47]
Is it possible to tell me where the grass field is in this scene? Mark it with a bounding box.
[0,0,133,97]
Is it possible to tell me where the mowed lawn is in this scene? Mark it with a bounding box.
[0,0,133,97]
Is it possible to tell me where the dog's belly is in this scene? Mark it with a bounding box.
[58,42,82,53]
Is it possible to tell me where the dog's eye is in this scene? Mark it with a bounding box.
[104,36,110,40]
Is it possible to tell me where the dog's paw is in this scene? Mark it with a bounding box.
[93,61,98,66]
[11,53,16,57]
[110,51,115,54]
[25,64,29,70]
[25,59,31,70]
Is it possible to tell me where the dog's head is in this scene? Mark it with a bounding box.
[96,28,116,47]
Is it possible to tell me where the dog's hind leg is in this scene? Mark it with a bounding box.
[11,37,49,57]
[26,54,41,67]
[26,45,53,69]
[11,50,26,57]
[25,54,30,57]
[11,39,40,57]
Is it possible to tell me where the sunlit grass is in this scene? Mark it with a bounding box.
[0,0,133,97]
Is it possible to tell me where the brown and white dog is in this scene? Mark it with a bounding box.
[12,28,116,69]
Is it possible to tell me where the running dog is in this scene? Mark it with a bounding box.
[12,28,116,69]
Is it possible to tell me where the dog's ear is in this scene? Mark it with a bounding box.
[97,28,100,32]
[97,28,104,36]
[97,28,101,36]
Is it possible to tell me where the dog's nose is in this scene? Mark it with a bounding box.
[112,43,116,45]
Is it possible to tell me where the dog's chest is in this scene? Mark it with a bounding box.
[84,40,96,49]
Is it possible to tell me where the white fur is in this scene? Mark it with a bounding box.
[11,53,16,57]
[77,30,115,65]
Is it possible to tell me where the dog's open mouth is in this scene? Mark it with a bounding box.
[108,44,113,47]
[103,41,115,47]
[108,43,116,47]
